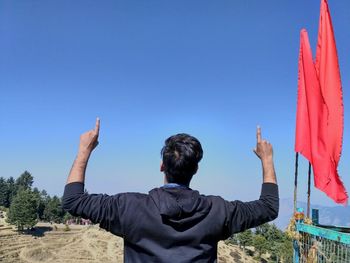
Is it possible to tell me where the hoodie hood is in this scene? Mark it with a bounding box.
[149,187,211,230]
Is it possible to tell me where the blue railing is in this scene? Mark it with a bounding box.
[293,209,350,263]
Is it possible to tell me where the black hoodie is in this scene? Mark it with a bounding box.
[62,182,278,263]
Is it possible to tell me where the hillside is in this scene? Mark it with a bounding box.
[0,223,258,263]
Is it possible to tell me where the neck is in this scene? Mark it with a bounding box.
[163,176,189,187]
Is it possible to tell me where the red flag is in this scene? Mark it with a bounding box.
[315,0,343,165]
[295,29,347,204]
[295,29,329,188]
[314,0,347,204]
[295,30,312,162]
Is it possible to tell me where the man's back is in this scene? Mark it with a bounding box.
[63,121,278,262]
[63,182,278,262]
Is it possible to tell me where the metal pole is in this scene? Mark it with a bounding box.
[294,152,299,212]
[307,162,311,218]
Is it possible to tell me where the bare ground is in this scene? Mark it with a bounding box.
[0,222,257,263]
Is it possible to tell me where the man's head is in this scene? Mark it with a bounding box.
[160,133,203,186]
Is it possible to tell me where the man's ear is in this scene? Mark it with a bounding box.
[160,161,165,172]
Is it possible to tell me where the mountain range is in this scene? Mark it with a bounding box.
[274,198,350,230]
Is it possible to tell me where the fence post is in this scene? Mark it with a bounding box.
[293,239,300,263]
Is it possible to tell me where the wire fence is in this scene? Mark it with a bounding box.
[294,223,350,263]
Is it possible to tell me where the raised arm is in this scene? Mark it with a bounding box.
[62,118,125,236]
[253,126,277,184]
[222,126,278,238]
[66,118,100,184]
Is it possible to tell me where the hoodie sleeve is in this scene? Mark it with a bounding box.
[222,183,279,238]
[62,182,125,236]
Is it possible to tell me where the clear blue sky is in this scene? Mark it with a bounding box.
[1,0,350,207]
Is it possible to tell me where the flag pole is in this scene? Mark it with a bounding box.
[307,162,312,218]
[294,152,299,212]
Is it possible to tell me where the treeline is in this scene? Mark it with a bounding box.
[227,223,293,263]
[0,171,73,230]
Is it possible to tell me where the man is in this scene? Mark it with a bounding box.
[62,118,278,262]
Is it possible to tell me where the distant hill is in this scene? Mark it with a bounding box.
[274,198,350,230]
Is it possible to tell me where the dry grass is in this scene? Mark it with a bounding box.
[0,222,257,263]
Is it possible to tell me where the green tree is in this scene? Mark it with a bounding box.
[6,177,16,206]
[236,229,253,252]
[253,234,268,258]
[267,224,284,242]
[44,196,64,223]
[31,187,47,220]
[255,223,270,238]
[279,236,293,263]
[7,189,38,230]
[15,171,34,191]
[254,223,287,262]
[267,225,286,262]
[0,177,9,207]
[269,242,283,263]
[38,189,49,220]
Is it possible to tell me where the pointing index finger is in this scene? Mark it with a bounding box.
[95,117,100,134]
[256,125,261,143]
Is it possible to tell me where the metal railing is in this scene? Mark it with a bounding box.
[293,210,350,263]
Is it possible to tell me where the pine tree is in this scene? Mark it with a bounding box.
[38,189,49,220]
[236,229,253,252]
[32,187,45,220]
[279,235,293,263]
[253,234,268,258]
[15,171,34,191]
[6,177,16,206]
[44,196,64,223]
[7,189,38,230]
[255,223,270,238]
[0,177,9,207]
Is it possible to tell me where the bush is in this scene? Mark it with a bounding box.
[64,224,70,232]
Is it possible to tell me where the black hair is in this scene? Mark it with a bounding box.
[161,133,203,186]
